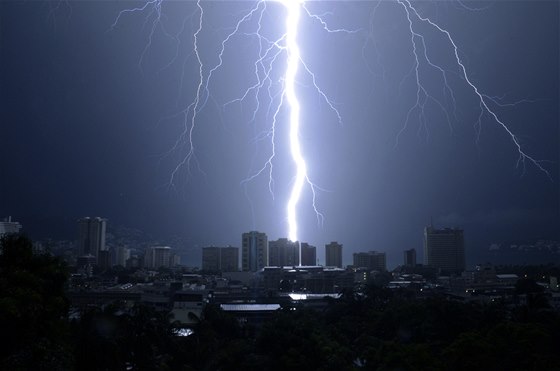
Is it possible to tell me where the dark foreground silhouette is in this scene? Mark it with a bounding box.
[1,235,559,370]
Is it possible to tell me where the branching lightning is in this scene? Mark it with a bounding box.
[282,0,304,242]
[112,0,552,243]
[393,0,551,178]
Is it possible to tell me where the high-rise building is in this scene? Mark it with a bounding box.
[202,246,239,272]
[371,252,386,272]
[0,216,22,237]
[424,226,465,273]
[404,248,417,267]
[325,241,343,268]
[300,242,317,266]
[268,238,299,267]
[77,217,107,263]
[353,251,387,271]
[202,246,220,271]
[220,246,239,272]
[242,231,268,272]
[114,246,131,267]
[268,239,281,267]
[144,246,173,269]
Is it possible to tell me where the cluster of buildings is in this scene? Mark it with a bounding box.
[203,234,352,294]
[1,215,467,277]
[75,217,180,274]
[205,232,345,271]
[203,224,466,276]
[194,225,467,297]
[6,214,556,328]
[4,214,560,332]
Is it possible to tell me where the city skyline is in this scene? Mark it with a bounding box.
[1,2,558,270]
[5,213,560,272]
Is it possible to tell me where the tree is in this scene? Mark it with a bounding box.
[443,322,560,370]
[0,234,71,369]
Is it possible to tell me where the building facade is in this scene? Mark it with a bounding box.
[300,242,317,266]
[202,246,239,272]
[325,241,343,268]
[145,246,173,269]
[220,247,239,272]
[202,246,220,271]
[268,238,299,267]
[77,217,107,263]
[353,251,387,271]
[114,246,131,267]
[242,231,268,272]
[424,226,465,273]
[404,248,417,267]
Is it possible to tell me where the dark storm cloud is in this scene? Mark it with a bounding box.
[1,1,558,268]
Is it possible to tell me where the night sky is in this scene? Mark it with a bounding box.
[1,0,558,268]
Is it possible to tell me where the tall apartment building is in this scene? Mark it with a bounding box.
[202,246,239,272]
[144,246,173,269]
[424,226,465,273]
[404,248,417,267]
[242,231,268,272]
[114,246,131,267]
[220,246,239,271]
[300,242,317,266]
[353,251,387,271]
[325,241,343,268]
[268,238,299,267]
[202,246,220,271]
[77,217,107,263]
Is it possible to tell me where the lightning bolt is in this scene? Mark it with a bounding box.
[182,0,343,242]
[282,0,304,242]
[112,0,552,245]
[395,0,551,179]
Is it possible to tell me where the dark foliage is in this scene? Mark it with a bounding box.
[0,234,71,369]
[73,304,183,370]
[2,236,560,369]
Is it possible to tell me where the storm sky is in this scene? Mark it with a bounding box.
[1,0,558,268]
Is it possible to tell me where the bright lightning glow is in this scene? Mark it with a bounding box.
[112,0,552,245]
[281,0,304,242]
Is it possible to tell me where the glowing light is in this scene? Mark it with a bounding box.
[281,0,304,242]
[112,0,552,244]
[288,293,307,300]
